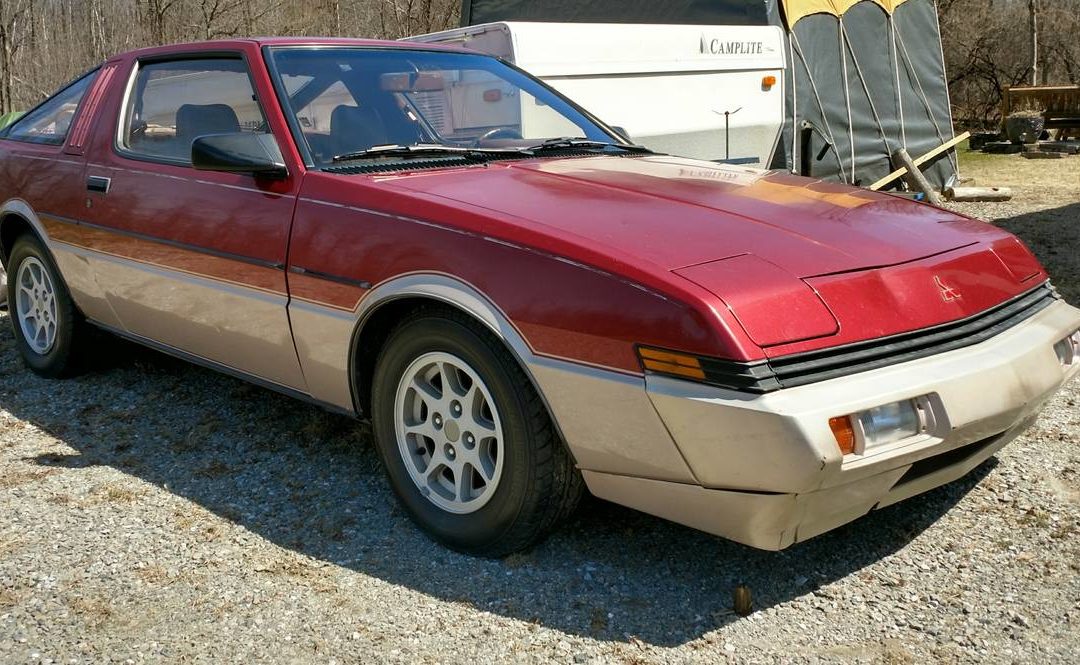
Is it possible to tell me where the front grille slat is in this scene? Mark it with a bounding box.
[689,283,1059,393]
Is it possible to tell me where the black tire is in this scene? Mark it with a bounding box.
[6,234,87,377]
[371,307,583,557]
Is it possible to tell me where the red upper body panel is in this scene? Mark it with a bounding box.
[375,155,1044,357]
[0,38,1050,377]
[387,155,983,275]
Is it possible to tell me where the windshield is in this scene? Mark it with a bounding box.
[268,47,618,167]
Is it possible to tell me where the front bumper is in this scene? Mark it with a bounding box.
[575,300,1080,550]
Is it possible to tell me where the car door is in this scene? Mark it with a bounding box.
[79,51,306,390]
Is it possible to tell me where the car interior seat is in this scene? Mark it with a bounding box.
[330,105,390,157]
[175,103,241,158]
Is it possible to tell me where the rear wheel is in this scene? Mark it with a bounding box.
[371,309,583,557]
[6,235,86,377]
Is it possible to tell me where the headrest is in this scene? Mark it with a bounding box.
[330,105,389,156]
[176,103,241,142]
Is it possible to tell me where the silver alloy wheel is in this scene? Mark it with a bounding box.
[394,351,505,514]
[0,263,7,307]
[14,256,59,355]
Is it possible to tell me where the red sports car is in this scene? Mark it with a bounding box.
[2,38,1078,556]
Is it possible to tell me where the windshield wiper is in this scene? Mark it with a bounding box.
[524,137,654,154]
[332,143,518,163]
[332,139,654,164]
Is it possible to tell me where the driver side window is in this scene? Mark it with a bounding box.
[121,57,269,164]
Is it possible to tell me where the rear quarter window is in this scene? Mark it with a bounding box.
[2,72,97,146]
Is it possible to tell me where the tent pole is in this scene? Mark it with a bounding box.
[895,30,949,146]
[839,17,856,183]
[791,32,847,181]
[890,16,906,148]
[840,21,892,157]
[789,31,798,175]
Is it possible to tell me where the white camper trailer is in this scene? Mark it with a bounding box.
[406,22,786,166]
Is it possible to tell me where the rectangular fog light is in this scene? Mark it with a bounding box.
[855,399,924,452]
[1054,330,1080,367]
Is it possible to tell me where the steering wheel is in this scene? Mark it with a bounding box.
[474,127,523,146]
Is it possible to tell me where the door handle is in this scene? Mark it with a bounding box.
[86,175,111,194]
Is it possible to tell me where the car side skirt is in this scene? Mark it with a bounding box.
[87,319,355,418]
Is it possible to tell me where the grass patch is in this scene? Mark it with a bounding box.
[68,595,114,628]
[134,565,172,585]
[95,484,144,504]
[0,467,58,489]
[955,140,1080,207]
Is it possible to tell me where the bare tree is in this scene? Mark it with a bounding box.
[0,0,34,113]
[2,0,1073,124]
[141,0,180,43]
[377,0,458,39]
[1029,0,1038,85]
[940,0,1080,126]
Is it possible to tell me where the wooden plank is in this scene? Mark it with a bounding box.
[1006,85,1080,94]
[1023,151,1067,159]
[868,131,971,191]
[983,142,1023,154]
[1036,141,1080,154]
[893,148,944,206]
[946,186,1012,202]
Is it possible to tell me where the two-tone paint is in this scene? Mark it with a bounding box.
[2,38,1078,550]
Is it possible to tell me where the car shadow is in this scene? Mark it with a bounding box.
[1,325,992,648]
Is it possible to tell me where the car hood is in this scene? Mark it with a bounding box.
[385,154,1004,277]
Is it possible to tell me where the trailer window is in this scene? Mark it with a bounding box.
[464,0,770,26]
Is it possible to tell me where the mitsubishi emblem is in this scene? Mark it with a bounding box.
[935,276,961,302]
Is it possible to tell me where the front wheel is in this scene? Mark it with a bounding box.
[6,235,87,377]
[371,309,583,557]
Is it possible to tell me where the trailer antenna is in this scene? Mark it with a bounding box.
[714,107,743,161]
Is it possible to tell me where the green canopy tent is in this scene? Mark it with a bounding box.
[0,111,22,130]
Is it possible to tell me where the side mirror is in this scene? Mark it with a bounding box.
[611,126,632,142]
[192,133,288,179]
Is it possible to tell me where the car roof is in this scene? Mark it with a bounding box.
[116,37,471,61]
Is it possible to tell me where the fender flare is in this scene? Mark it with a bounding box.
[0,199,51,239]
[345,272,574,450]
[0,199,52,265]
[353,273,535,356]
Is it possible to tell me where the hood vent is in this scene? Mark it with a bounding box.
[325,156,480,174]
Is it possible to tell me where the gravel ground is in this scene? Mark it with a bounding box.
[2,198,1079,664]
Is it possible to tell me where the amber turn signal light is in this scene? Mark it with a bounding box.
[637,347,707,380]
[829,416,856,455]
[762,75,777,90]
